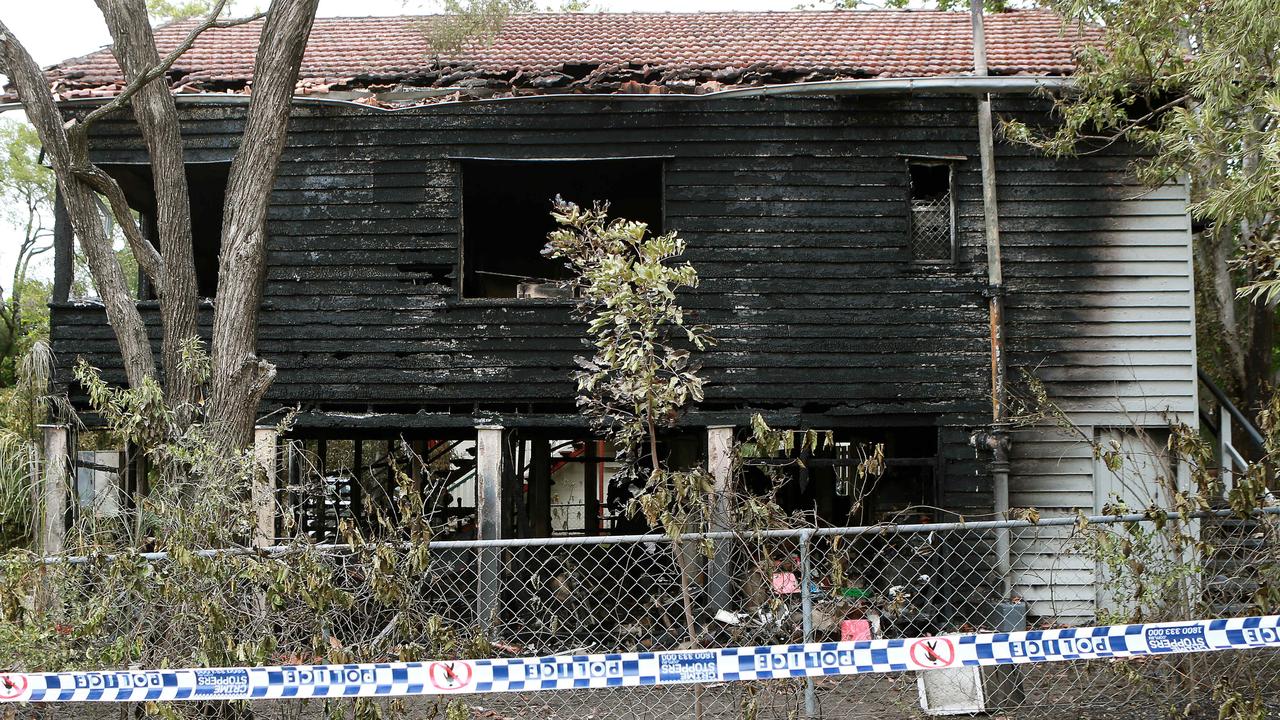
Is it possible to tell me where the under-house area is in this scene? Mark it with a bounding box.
[282,425,944,543]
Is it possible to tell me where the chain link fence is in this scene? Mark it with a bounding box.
[11,511,1280,719]
[433,512,1280,719]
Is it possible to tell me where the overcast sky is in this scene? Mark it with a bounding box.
[0,0,807,284]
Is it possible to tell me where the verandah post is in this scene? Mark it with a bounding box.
[37,424,72,555]
[475,425,505,626]
[252,426,278,548]
[706,425,735,612]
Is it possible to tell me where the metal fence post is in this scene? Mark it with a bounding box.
[799,529,817,719]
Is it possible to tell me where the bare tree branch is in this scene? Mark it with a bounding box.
[74,164,165,282]
[95,0,205,413]
[71,1,268,135]
[0,19,157,387]
[6,0,317,450]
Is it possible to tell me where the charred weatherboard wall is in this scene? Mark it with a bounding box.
[48,92,1194,521]
[55,94,996,424]
[993,95,1197,620]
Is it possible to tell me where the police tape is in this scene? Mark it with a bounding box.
[3,615,1280,703]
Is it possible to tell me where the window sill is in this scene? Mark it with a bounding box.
[50,298,216,310]
[450,297,577,308]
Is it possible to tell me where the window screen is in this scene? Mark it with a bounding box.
[908,163,955,262]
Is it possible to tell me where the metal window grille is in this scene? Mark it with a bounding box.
[909,163,955,262]
[911,194,953,261]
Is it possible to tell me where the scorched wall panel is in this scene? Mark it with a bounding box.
[59,95,998,421]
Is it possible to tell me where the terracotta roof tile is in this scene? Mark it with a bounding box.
[46,10,1099,97]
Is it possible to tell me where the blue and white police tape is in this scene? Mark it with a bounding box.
[4,615,1280,703]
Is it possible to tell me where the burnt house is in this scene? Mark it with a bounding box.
[36,10,1196,621]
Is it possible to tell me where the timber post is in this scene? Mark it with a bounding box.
[707,425,735,612]
[37,424,72,556]
[529,437,552,537]
[475,425,505,626]
[252,426,279,548]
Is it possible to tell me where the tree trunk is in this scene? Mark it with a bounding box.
[1244,313,1273,409]
[1198,224,1247,388]
[208,0,319,450]
[95,0,202,418]
[0,24,157,389]
[1194,220,1279,444]
[1242,227,1280,427]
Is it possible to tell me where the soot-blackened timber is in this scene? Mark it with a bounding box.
[48,92,1194,525]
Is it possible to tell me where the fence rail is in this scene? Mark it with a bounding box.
[39,507,1280,564]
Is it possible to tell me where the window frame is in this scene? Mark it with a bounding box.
[902,156,961,266]
[453,155,670,304]
[89,160,232,301]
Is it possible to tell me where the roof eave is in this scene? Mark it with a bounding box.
[703,75,1072,98]
[0,75,1073,113]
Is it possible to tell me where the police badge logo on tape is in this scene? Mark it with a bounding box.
[428,661,473,690]
[0,674,28,701]
[909,638,955,669]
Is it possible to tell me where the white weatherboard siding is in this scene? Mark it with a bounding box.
[1008,426,1097,624]
[1093,428,1180,617]
[1001,178,1197,428]
[998,114,1198,622]
[1008,426,1181,623]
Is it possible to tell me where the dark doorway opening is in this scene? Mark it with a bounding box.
[742,426,940,527]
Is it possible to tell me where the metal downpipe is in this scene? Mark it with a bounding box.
[971,0,1013,598]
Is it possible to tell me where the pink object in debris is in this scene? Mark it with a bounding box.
[771,572,800,594]
[841,619,872,641]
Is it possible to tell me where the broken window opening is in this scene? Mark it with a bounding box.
[907,162,956,263]
[460,158,665,299]
[97,162,231,299]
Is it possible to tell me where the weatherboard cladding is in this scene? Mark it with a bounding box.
[50,94,1194,441]
[57,95,978,413]
[997,96,1196,607]
[996,95,1197,428]
[996,87,1197,612]
[1008,426,1099,623]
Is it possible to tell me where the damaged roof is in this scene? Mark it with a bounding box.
[45,10,1099,104]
